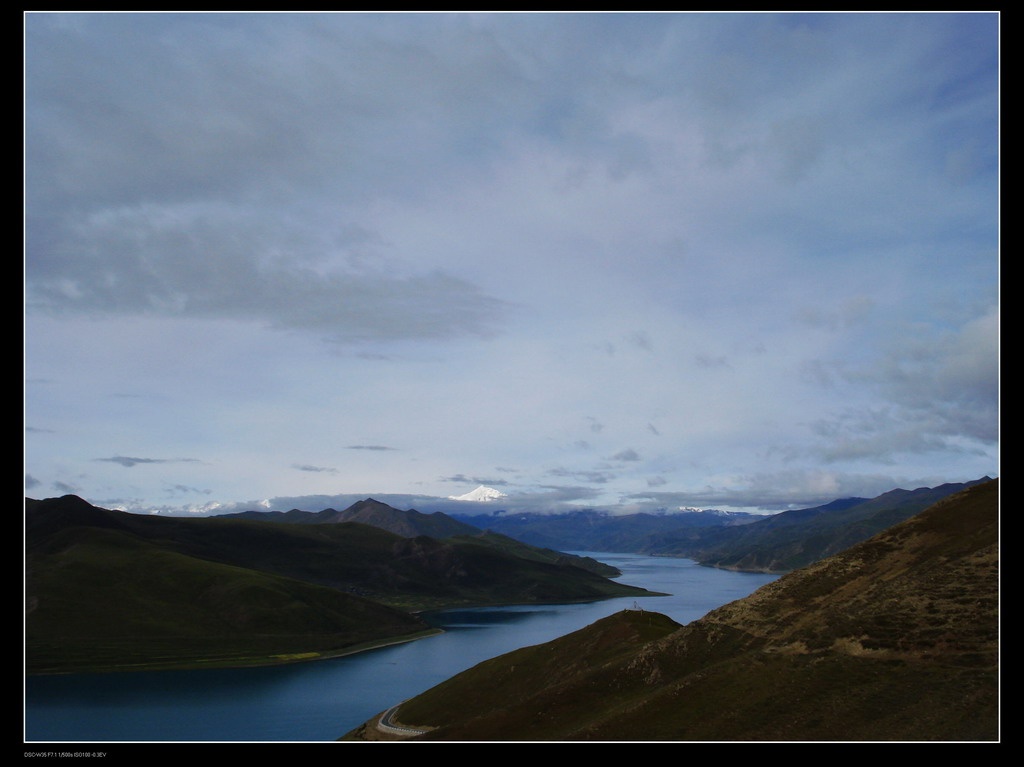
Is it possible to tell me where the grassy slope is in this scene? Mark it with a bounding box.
[390,609,683,739]
[374,479,997,741]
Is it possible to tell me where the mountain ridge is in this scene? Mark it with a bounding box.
[453,478,992,574]
[350,478,998,741]
[219,497,482,539]
[217,497,620,577]
[660,477,993,572]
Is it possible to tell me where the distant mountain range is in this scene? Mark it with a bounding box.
[346,478,999,741]
[643,477,993,572]
[457,478,993,573]
[451,507,763,553]
[25,495,656,674]
[219,498,621,578]
[220,496,482,539]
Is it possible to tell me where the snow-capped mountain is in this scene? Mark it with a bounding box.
[448,485,508,502]
[678,506,739,516]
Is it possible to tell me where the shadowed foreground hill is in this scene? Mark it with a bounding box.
[25,496,432,674]
[353,479,998,741]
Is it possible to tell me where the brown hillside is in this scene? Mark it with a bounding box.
[368,478,998,741]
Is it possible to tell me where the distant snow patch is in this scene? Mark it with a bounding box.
[448,485,509,502]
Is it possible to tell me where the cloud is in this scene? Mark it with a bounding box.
[694,354,731,369]
[803,408,992,466]
[546,467,615,484]
[440,474,510,486]
[95,455,202,468]
[795,296,875,332]
[27,202,505,345]
[610,448,641,462]
[23,13,998,516]
[879,307,998,436]
[26,474,41,489]
[166,484,212,496]
[292,464,338,474]
[624,469,958,512]
[799,358,846,389]
[801,304,999,464]
[26,13,516,347]
[626,330,652,350]
[142,484,612,518]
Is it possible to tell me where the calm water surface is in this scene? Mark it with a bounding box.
[25,553,778,742]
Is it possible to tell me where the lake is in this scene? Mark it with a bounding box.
[24,552,778,742]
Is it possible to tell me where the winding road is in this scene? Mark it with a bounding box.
[376,702,431,738]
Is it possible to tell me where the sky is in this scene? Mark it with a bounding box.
[24,11,999,517]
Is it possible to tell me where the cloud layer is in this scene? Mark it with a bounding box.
[25,12,998,514]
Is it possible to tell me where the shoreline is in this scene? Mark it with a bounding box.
[27,590,664,677]
[25,627,446,677]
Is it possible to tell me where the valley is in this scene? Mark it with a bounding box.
[25,478,999,741]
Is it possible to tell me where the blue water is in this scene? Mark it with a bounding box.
[24,553,778,742]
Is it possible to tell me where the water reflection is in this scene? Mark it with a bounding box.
[424,607,562,628]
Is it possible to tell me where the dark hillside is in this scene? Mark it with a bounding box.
[26,522,430,674]
[26,495,657,673]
